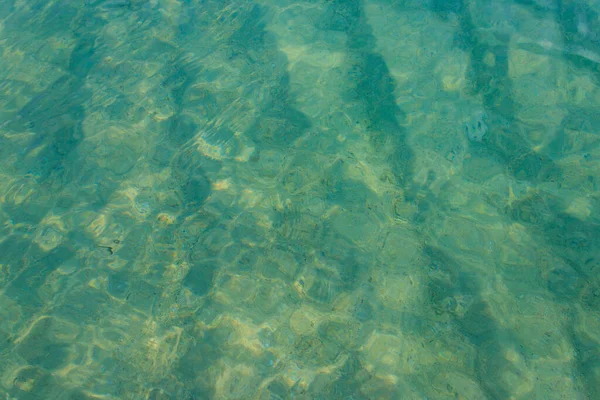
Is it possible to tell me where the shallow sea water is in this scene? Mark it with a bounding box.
[1,0,600,399]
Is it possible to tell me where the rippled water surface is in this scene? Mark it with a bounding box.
[1,0,600,399]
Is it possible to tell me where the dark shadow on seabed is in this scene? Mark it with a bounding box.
[428,1,600,398]
[320,0,415,190]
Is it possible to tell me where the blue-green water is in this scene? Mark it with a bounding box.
[1,0,600,399]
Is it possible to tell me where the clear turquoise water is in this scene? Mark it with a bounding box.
[1,0,600,399]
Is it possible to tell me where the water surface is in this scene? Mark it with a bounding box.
[1,0,599,399]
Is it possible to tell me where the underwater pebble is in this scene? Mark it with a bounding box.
[465,112,488,142]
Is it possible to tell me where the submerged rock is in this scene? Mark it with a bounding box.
[465,112,488,142]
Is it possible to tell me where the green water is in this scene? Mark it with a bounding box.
[1,0,599,398]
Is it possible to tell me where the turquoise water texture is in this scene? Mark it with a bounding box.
[1,0,600,399]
